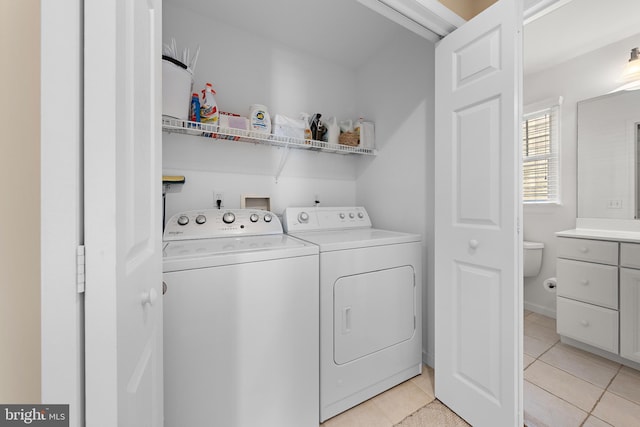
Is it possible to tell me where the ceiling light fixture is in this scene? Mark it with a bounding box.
[621,47,640,82]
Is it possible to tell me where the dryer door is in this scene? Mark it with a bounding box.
[334,266,415,364]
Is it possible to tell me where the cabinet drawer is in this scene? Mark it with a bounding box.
[557,237,618,265]
[557,297,619,354]
[556,259,618,309]
[620,268,640,363]
[620,243,640,269]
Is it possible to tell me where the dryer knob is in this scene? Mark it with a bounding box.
[222,212,236,224]
[177,215,189,226]
[349,212,355,219]
[264,213,273,223]
[357,212,364,219]
[339,213,345,219]
[250,213,259,223]
[195,215,207,224]
[298,212,309,223]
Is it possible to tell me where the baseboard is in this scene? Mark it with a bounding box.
[524,301,556,319]
[561,336,640,371]
[422,350,434,368]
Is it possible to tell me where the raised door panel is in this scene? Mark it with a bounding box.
[620,267,640,363]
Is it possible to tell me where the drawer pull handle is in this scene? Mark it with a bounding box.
[469,239,479,250]
[579,247,589,253]
[580,279,589,286]
[580,320,590,327]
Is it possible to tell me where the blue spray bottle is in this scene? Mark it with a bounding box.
[189,92,201,126]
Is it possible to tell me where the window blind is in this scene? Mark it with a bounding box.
[522,104,560,203]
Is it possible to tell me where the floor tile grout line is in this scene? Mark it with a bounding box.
[595,363,640,411]
[524,379,590,421]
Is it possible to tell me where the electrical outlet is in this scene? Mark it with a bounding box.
[213,191,224,209]
[606,200,622,209]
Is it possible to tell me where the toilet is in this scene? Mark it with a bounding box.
[523,241,544,277]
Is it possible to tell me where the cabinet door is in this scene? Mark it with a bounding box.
[620,268,640,363]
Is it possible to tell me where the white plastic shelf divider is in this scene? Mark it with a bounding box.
[161,117,377,156]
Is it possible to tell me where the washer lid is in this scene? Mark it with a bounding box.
[289,228,421,252]
[163,234,318,272]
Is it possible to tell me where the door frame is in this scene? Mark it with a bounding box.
[39,1,568,426]
[40,1,84,426]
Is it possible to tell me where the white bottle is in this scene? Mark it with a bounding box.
[324,117,340,145]
[249,104,271,134]
[200,83,219,125]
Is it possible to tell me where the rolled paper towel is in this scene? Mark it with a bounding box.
[543,277,557,293]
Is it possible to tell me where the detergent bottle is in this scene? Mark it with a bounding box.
[200,83,219,125]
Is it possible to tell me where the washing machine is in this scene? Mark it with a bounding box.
[162,209,319,427]
[283,206,422,422]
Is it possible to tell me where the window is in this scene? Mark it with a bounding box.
[522,99,561,203]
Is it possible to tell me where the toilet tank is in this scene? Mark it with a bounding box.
[524,241,544,278]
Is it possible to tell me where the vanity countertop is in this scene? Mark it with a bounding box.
[556,228,640,243]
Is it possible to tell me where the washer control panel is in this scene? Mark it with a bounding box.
[282,207,372,233]
[164,209,281,241]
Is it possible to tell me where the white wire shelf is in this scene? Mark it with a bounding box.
[162,117,377,156]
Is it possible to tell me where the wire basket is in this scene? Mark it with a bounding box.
[339,131,360,146]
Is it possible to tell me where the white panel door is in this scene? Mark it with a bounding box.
[84,0,163,426]
[434,1,522,426]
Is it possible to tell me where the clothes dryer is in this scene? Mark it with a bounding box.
[163,209,319,427]
[283,206,422,422]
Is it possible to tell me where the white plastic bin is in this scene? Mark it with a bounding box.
[162,58,193,120]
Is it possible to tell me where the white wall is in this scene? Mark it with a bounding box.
[523,32,640,316]
[162,3,365,216]
[162,3,436,365]
[355,33,435,365]
[0,0,41,403]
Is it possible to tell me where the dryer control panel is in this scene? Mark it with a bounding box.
[282,207,372,233]
[164,209,282,241]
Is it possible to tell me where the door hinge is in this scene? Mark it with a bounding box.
[77,245,86,293]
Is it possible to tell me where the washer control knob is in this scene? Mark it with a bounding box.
[339,213,345,219]
[357,212,364,219]
[222,212,236,224]
[298,212,310,223]
[195,215,207,225]
[264,213,273,222]
[250,213,259,223]
[177,215,189,226]
[349,212,355,219]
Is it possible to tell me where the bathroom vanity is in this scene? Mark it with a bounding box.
[554,89,640,369]
[556,226,640,369]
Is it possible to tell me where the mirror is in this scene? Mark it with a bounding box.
[577,90,640,219]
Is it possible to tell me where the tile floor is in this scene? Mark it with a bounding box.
[319,311,640,426]
[319,365,441,427]
[523,310,640,427]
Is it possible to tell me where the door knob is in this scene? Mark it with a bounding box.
[162,281,167,295]
[142,288,158,307]
[468,239,479,249]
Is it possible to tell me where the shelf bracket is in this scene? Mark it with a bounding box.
[274,146,292,183]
